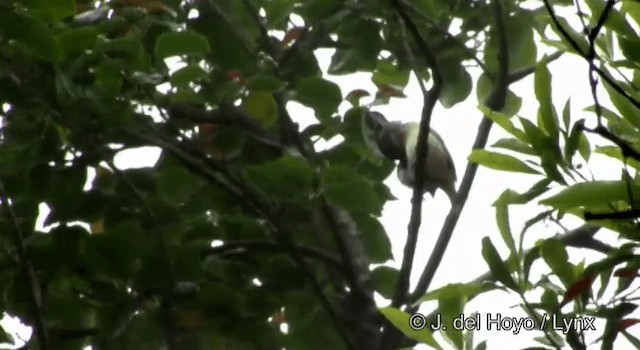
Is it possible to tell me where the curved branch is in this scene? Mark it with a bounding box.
[411,0,510,304]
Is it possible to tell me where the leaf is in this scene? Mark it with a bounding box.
[242,92,278,126]
[494,192,517,257]
[540,239,574,287]
[564,119,585,163]
[370,266,399,299]
[378,307,443,349]
[322,165,382,214]
[293,77,342,121]
[481,237,518,290]
[492,138,536,155]
[26,0,75,23]
[372,59,410,87]
[439,59,472,108]
[157,166,199,206]
[535,62,559,138]
[468,150,540,174]
[155,31,210,59]
[170,64,208,87]
[558,274,596,309]
[478,105,527,141]
[0,11,62,63]
[57,27,98,60]
[540,180,639,209]
[246,75,286,93]
[353,214,393,263]
[244,156,313,202]
[603,79,640,129]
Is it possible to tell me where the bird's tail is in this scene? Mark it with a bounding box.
[443,185,457,204]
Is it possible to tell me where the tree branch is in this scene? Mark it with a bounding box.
[411,0,510,304]
[0,181,48,350]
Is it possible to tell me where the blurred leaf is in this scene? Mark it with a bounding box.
[170,64,208,87]
[370,266,399,299]
[293,77,342,121]
[540,239,574,287]
[322,165,382,214]
[481,237,518,290]
[244,156,313,202]
[378,307,443,349]
[494,192,517,257]
[541,180,639,209]
[468,150,540,174]
[246,75,287,93]
[155,30,211,59]
[0,10,62,63]
[242,92,278,126]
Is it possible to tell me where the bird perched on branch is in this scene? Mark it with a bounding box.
[365,110,457,203]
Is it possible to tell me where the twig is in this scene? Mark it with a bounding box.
[204,240,343,270]
[0,181,48,350]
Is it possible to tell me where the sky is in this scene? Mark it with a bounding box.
[2,12,640,350]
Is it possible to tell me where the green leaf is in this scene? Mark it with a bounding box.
[0,11,62,63]
[158,166,199,206]
[378,307,443,349]
[468,150,540,174]
[244,156,313,202]
[541,180,640,209]
[535,62,559,138]
[322,165,382,214]
[57,27,98,60]
[25,0,75,23]
[155,31,210,59]
[439,59,472,108]
[564,119,585,163]
[603,79,640,129]
[372,59,410,87]
[478,105,527,141]
[353,214,393,263]
[170,64,208,87]
[370,266,399,299]
[242,92,278,126]
[619,36,640,62]
[492,138,536,155]
[293,77,342,121]
[540,239,574,287]
[562,98,571,131]
[494,192,517,257]
[585,0,636,37]
[264,0,296,28]
[246,75,286,92]
[481,237,518,290]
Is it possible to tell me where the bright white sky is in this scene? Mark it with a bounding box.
[3,14,640,350]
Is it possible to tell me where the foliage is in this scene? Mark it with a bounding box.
[0,0,638,349]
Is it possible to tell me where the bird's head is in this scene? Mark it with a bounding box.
[364,110,408,165]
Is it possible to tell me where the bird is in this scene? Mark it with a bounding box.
[365,110,457,203]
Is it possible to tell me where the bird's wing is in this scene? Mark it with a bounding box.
[428,129,457,182]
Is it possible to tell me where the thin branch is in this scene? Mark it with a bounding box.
[136,127,356,350]
[581,125,640,162]
[204,240,343,270]
[584,209,640,221]
[411,0,510,304]
[507,51,564,84]
[542,0,640,110]
[389,0,443,308]
[107,160,178,349]
[0,181,48,350]
[399,225,604,348]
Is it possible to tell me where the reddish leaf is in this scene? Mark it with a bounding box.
[614,267,640,279]
[282,27,303,47]
[558,274,596,309]
[346,89,370,106]
[227,70,245,85]
[376,84,406,98]
[619,318,640,331]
